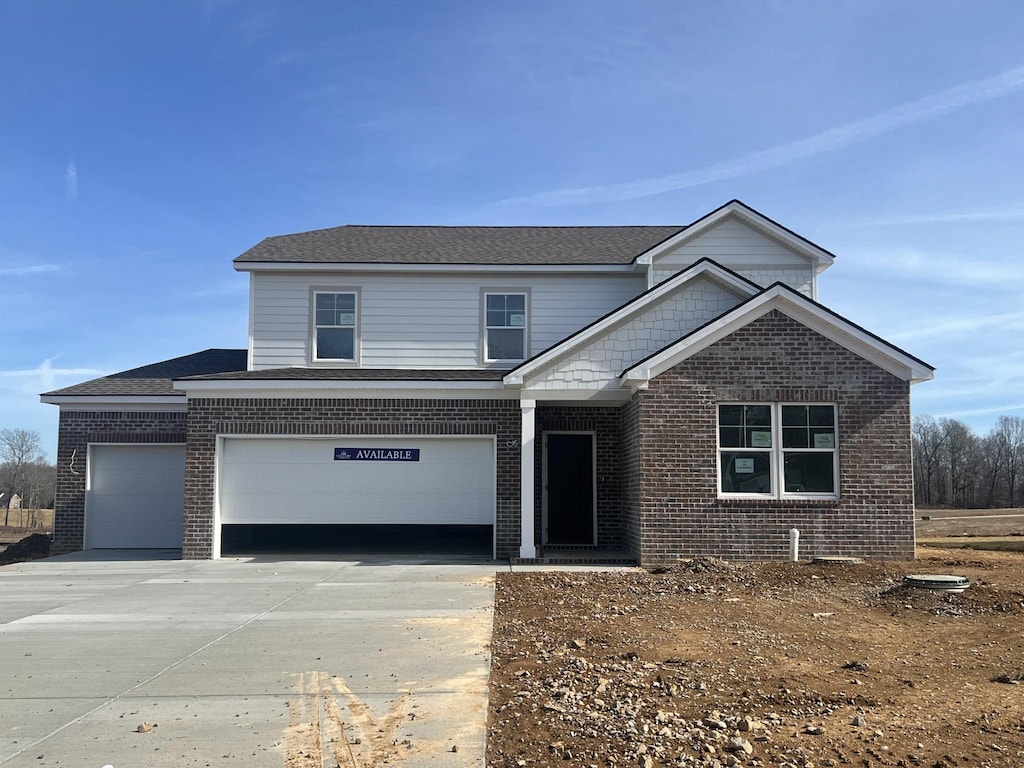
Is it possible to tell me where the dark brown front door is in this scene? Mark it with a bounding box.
[545,433,594,545]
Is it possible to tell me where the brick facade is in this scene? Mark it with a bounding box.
[630,310,914,565]
[183,397,521,559]
[534,404,624,550]
[52,410,187,554]
[51,314,917,565]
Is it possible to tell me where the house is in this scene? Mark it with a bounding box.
[41,200,933,565]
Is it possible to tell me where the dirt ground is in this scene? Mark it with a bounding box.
[487,550,1024,768]
[916,508,1024,539]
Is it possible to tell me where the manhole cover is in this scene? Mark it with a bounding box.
[903,574,971,593]
[812,556,864,565]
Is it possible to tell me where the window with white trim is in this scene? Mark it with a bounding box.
[313,291,357,361]
[718,403,838,497]
[484,292,527,361]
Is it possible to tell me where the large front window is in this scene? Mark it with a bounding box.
[484,292,527,361]
[313,291,357,361]
[718,403,838,497]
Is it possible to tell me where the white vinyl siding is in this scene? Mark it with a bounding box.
[651,218,816,295]
[250,272,644,369]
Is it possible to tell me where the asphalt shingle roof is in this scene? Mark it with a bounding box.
[43,349,248,397]
[234,225,687,266]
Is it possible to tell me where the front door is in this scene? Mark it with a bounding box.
[544,433,595,545]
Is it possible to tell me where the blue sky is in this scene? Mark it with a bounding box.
[2,0,1023,459]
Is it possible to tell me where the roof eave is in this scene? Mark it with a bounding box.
[233,261,641,273]
[620,284,934,386]
[40,394,186,407]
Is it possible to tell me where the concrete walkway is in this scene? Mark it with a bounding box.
[0,551,497,767]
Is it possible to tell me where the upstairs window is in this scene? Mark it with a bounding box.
[718,403,838,497]
[313,291,357,362]
[484,292,527,361]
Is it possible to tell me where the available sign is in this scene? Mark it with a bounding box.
[334,447,420,462]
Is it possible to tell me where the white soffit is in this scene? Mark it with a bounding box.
[620,285,934,387]
[504,259,758,387]
[172,380,508,400]
[635,201,836,273]
[234,262,640,274]
[39,395,187,410]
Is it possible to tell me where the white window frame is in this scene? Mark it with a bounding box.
[311,289,359,364]
[482,290,529,363]
[717,402,839,500]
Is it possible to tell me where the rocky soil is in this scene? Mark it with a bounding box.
[487,551,1024,767]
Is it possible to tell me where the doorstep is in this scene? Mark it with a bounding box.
[511,547,637,566]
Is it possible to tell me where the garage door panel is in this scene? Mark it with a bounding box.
[219,437,494,526]
[87,445,185,549]
[220,490,491,525]
[221,462,493,496]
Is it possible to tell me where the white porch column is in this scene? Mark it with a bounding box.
[519,399,537,559]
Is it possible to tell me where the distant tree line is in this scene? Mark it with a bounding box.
[913,415,1024,509]
[0,428,56,525]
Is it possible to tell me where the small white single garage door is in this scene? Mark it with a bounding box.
[86,444,186,549]
[218,436,494,527]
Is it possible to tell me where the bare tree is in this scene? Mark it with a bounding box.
[0,428,43,526]
[20,457,56,521]
[993,416,1024,507]
[912,415,947,506]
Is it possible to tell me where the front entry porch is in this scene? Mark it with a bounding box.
[516,400,636,564]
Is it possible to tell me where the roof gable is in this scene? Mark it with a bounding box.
[636,200,836,273]
[620,284,934,387]
[504,259,760,388]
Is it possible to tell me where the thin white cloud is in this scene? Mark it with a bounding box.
[889,310,1024,343]
[938,402,1024,420]
[0,264,61,276]
[0,356,106,393]
[65,159,78,201]
[840,246,1024,287]
[500,61,1024,208]
[850,207,1024,226]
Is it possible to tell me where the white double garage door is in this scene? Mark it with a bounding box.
[85,437,496,551]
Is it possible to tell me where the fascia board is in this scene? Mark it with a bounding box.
[635,203,835,269]
[622,295,779,384]
[774,301,934,383]
[503,260,758,386]
[39,395,187,409]
[622,287,934,385]
[518,389,631,403]
[173,379,507,392]
[233,261,637,274]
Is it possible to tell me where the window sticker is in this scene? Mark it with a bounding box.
[813,433,836,449]
[750,431,772,448]
[509,313,525,327]
[337,313,355,326]
[734,457,755,474]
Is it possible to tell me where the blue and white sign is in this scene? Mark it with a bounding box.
[334,447,421,462]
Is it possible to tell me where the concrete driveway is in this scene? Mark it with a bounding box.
[0,551,497,767]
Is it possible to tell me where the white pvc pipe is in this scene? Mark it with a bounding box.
[789,528,800,562]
